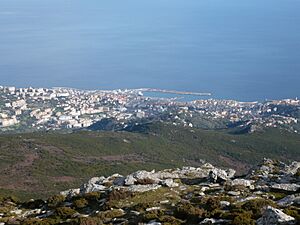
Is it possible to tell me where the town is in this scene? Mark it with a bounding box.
[0,86,299,133]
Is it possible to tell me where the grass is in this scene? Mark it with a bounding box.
[0,122,299,200]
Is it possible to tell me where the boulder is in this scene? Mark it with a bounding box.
[277,194,300,207]
[284,161,300,175]
[231,179,253,187]
[60,188,80,198]
[124,170,160,185]
[160,179,179,188]
[209,168,232,183]
[271,183,300,192]
[124,175,136,186]
[113,176,126,186]
[80,177,107,193]
[257,206,296,225]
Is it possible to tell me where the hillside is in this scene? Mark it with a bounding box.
[0,122,299,200]
[0,159,299,224]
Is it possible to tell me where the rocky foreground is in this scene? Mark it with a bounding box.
[0,159,299,225]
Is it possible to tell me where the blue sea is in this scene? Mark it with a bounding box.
[0,0,300,101]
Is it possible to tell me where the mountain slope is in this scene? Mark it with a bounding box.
[0,122,299,200]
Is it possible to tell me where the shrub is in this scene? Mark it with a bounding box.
[232,212,256,225]
[22,199,45,209]
[74,217,104,225]
[53,207,77,219]
[97,209,124,220]
[73,198,88,209]
[107,189,133,202]
[47,195,66,208]
[295,168,300,177]
[158,215,182,225]
[284,206,300,221]
[174,202,205,223]
[242,199,276,219]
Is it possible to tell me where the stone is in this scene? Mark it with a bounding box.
[271,183,300,192]
[160,179,179,187]
[231,178,253,187]
[10,209,22,215]
[208,168,233,183]
[145,222,162,225]
[200,218,231,224]
[80,177,107,193]
[113,176,126,186]
[124,170,160,185]
[60,188,80,198]
[277,194,300,207]
[127,184,162,193]
[257,206,296,225]
[227,191,240,196]
[220,201,230,207]
[285,161,300,175]
[146,206,161,211]
[124,175,136,186]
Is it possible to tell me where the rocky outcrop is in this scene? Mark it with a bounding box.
[257,206,296,225]
[271,183,300,192]
[1,159,299,225]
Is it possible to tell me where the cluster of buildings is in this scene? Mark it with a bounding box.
[0,86,299,133]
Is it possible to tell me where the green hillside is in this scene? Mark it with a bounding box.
[0,122,299,200]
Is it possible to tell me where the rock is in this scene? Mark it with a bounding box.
[80,177,107,194]
[113,176,126,186]
[200,218,231,224]
[124,175,136,186]
[271,183,300,192]
[127,184,162,193]
[277,194,300,207]
[145,221,162,225]
[146,206,161,211]
[160,179,179,187]
[227,191,240,196]
[285,161,300,175]
[231,179,253,187]
[124,170,160,186]
[238,196,260,203]
[220,201,230,207]
[257,206,296,225]
[60,188,80,198]
[10,209,22,215]
[226,169,236,179]
[208,168,234,183]
[156,171,180,179]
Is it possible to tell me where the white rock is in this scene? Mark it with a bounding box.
[227,191,240,196]
[124,175,136,186]
[145,222,162,225]
[200,218,230,224]
[128,184,162,193]
[60,188,80,198]
[80,178,107,194]
[271,183,300,192]
[277,194,300,207]
[257,206,296,225]
[10,209,22,215]
[231,179,253,187]
[220,201,231,207]
[146,207,161,211]
[161,179,179,187]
